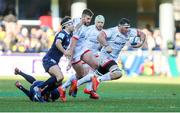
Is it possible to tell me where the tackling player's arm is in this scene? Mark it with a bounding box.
[97,31,112,53]
[56,39,71,57]
[55,39,65,54]
[132,30,146,48]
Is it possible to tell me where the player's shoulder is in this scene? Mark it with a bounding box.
[87,25,96,30]
[88,25,96,28]
[128,28,138,36]
[104,26,118,33]
[56,30,67,39]
[107,26,118,31]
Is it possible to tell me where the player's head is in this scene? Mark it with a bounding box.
[95,15,105,31]
[118,18,130,34]
[81,9,94,26]
[61,16,74,32]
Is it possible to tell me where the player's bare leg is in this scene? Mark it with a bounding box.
[92,61,122,92]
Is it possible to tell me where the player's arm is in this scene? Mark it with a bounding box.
[97,31,112,53]
[97,31,108,46]
[67,36,78,55]
[55,39,66,54]
[132,30,146,48]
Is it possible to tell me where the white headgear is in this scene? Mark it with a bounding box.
[95,15,105,23]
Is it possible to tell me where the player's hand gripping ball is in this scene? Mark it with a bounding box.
[129,36,140,46]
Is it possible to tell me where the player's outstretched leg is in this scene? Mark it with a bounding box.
[14,68,36,84]
[15,81,33,101]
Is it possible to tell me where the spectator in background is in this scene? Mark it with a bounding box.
[3,4,17,52]
[38,29,49,52]
[175,33,180,50]
[46,28,55,48]
[145,24,153,33]
[142,27,155,50]
[153,29,163,50]
[0,25,6,52]
[29,28,41,52]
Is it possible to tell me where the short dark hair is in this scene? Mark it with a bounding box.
[61,16,71,29]
[82,9,94,17]
[118,18,130,27]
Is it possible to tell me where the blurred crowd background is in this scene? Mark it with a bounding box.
[1,12,180,53]
[0,0,180,53]
[0,0,180,77]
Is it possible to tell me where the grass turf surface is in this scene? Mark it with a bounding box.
[0,76,180,112]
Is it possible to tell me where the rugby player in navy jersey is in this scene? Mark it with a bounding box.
[14,68,60,102]
[33,16,74,102]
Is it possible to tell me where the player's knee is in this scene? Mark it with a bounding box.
[111,68,122,80]
[56,75,64,82]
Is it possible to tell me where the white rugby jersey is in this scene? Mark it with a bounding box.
[73,18,88,46]
[101,26,138,61]
[73,24,89,47]
[85,25,102,54]
[70,17,93,60]
[72,17,81,27]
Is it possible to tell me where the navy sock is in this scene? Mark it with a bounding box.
[19,71,36,84]
[41,82,60,96]
[38,76,57,89]
[17,85,33,101]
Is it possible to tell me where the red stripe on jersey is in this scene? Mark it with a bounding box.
[72,60,82,65]
[72,36,78,40]
[81,50,91,58]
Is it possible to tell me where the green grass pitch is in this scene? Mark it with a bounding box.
[0,76,180,112]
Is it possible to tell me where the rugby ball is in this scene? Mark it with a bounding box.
[129,36,140,45]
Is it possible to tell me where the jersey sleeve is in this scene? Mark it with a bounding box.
[84,26,93,40]
[102,27,114,39]
[56,32,66,41]
[128,28,138,37]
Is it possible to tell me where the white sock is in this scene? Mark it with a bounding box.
[62,74,77,90]
[77,72,94,87]
[98,72,111,82]
[85,82,92,91]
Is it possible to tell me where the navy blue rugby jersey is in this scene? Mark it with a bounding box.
[44,30,72,63]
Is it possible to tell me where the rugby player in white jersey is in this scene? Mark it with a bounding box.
[75,15,105,98]
[58,9,101,102]
[91,18,146,92]
[59,15,105,101]
[69,18,146,98]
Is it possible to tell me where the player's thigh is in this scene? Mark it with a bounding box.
[82,51,98,69]
[48,65,64,81]
[72,62,85,79]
